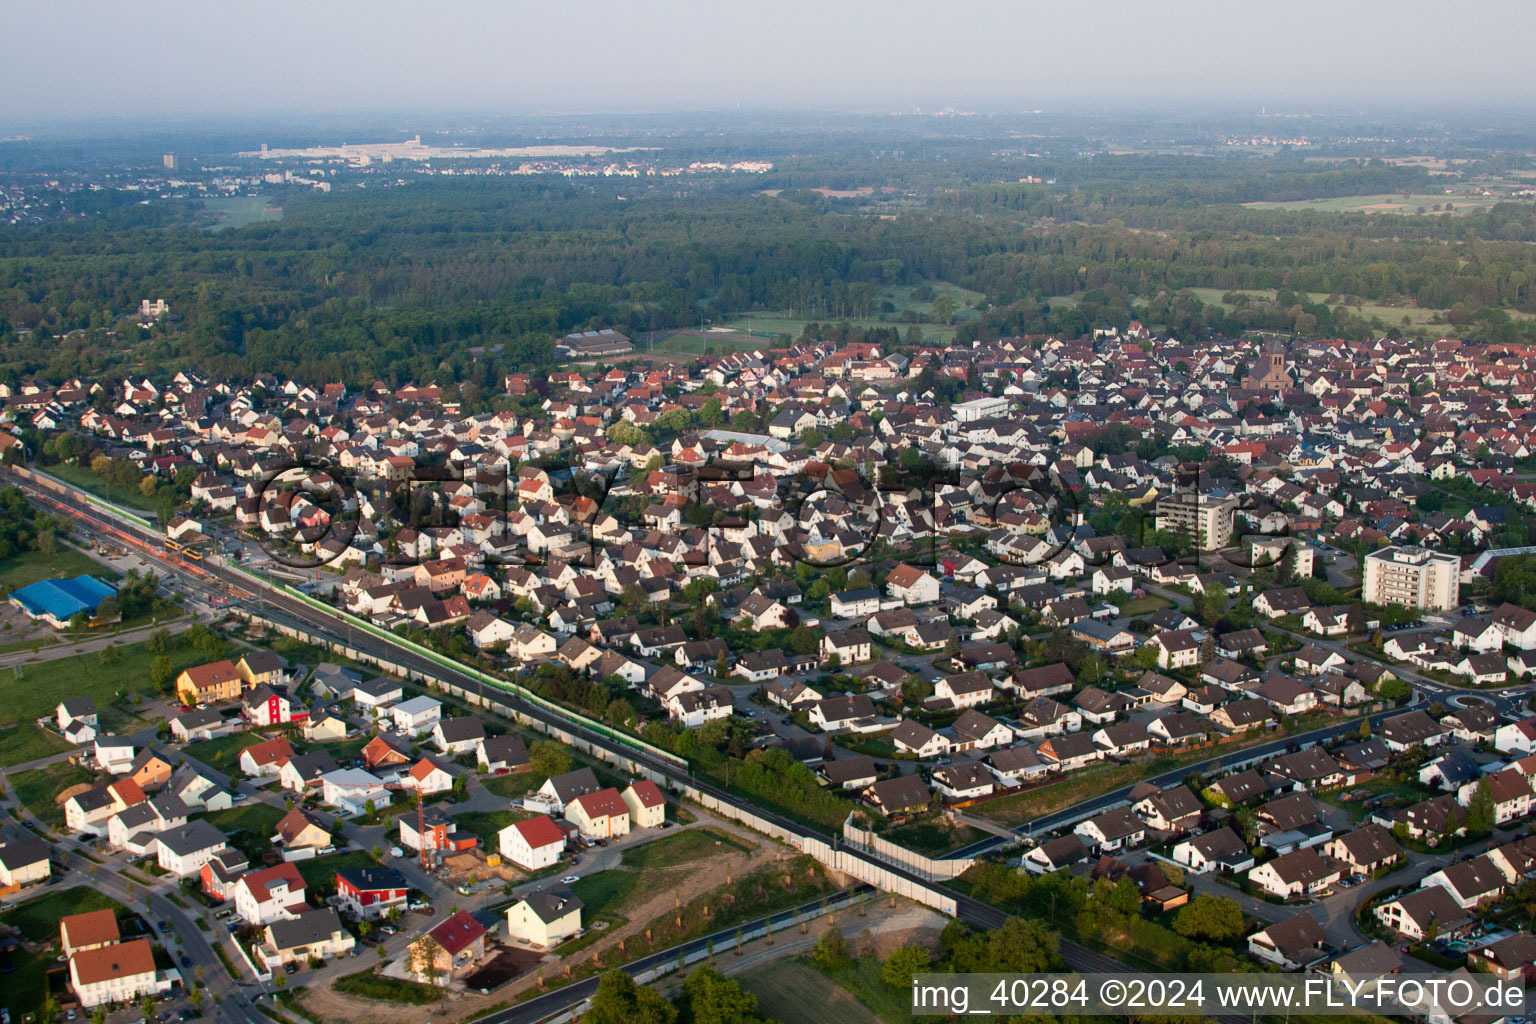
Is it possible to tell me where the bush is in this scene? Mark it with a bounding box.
[332,968,444,1005]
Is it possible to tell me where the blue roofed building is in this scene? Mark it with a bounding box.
[9,575,118,628]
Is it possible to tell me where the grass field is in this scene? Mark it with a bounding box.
[1115,595,1172,617]
[0,722,73,767]
[481,771,541,801]
[296,851,377,892]
[454,808,530,846]
[0,885,125,941]
[44,460,160,513]
[878,819,987,855]
[569,869,640,919]
[619,827,754,870]
[184,729,266,772]
[203,802,286,859]
[665,281,986,352]
[1241,192,1508,215]
[0,546,114,592]
[1047,286,1474,329]
[1182,287,1449,328]
[197,195,284,231]
[739,958,883,1024]
[0,638,203,729]
[11,761,96,827]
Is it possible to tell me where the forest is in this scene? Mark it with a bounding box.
[2,151,1536,389]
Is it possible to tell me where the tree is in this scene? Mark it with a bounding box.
[606,420,648,446]
[930,294,959,325]
[1358,718,1372,740]
[408,933,445,984]
[1173,894,1245,943]
[586,970,678,1024]
[678,964,764,1024]
[988,916,1059,972]
[813,926,850,969]
[1465,779,1496,836]
[902,674,933,705]
[788,626,821,656]
[530,739,573,779]
[881,945,931,989]
[150,655,175,693]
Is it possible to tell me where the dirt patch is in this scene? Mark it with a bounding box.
[461,942,545,990]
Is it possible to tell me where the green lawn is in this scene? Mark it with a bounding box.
[878,819,987,855]
[619,827,753,870]
[0,885,124,942]
[481,771,541,801]
[296,851,378,893]
[10,761,96,827]
[0,637,203,729]
[43,461,161,513]
[0,722,73,767]
[184,729,268,772]
[813,956,912,1024]
[454,808,530,846]
[0,546,115,592]
[1317,776,1429,822]
[203,802,286,860]
[1116,595,1172,617]
[569,870,642,918]
[0,946,65,1023]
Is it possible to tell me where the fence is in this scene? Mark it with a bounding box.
[217,556,685,771]
[840,813,977,881]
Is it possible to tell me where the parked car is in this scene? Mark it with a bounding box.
[560,875,580,884]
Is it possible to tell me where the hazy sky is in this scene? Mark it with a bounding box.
[5,0,1533,121]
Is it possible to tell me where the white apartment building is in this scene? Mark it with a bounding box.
[1362,546,1460,611]
[1155,491,1238,551]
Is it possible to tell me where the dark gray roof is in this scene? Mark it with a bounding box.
[0,836,51,871]
[266,908,345,951]
[521,890,584,925]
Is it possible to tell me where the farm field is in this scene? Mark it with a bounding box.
[1046,285,1529,329]
[197,195,284,230]
[0,638,203,729]
[0,723,73,767]
[1241,192,1508,215]
[738,957,885,1024]
[0,885,125,941]
[0,546,114,592]
[11,761,96,827]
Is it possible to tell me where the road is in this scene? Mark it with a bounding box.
[6,466,1483,1024]
[0,769,262,1024]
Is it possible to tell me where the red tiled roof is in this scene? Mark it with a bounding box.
[429,909,485,956]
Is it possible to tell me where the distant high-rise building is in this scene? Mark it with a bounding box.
[162,153,179,171]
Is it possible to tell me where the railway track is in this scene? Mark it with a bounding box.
[7,466,1260,1024]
